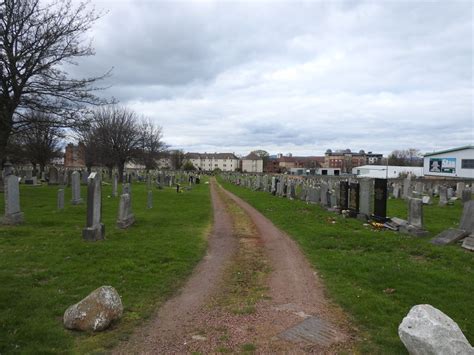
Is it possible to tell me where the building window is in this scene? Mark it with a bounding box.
[461,159,474,169]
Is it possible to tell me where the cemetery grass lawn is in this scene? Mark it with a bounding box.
[219,178,474,354]
[0,179,211,354]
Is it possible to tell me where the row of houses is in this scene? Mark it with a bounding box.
[63,143,473,178]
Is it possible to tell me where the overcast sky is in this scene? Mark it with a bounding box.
[71,0,473,157]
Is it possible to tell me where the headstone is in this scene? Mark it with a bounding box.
[48,166,59,185]
[147,191,153,209]
[71,171,83,205]
[289,183,296,200]
[2,175,24,224]
[349,182,360,215]
[122,183,131,196]
[439,186,448,206]
[358,179,374,218]
[408,198,424,229]
[392,184,401,199]
[373,178,387,220]
[57,189,65,210]
[456,182,465,198]
[81,170,88,185]
[112,174,118,198]
[320,183,329,207]
[447,187,454,199]
[82,172,105,241]
[459,200,474,234]
[462,236,474,251]
[24,169,33,184]
[461,189,472,203]
[339,181,349,210]
[422,196,432,205]
[431,229,468,245]
[402,178,411,199]
[117,193,135,229]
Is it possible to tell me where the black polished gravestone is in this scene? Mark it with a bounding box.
[373,178,388,221]
[339,181,349,210]
[349,182,360,216]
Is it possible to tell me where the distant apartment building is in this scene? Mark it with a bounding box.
[64,143,86,168]
[324,149,382,174]
[241,152,263,173]
[185,152,239,172]
[264,154,324,173]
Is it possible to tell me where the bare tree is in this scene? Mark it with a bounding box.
[89,106,142,180]
[136,119,167,172]
[388,149,423,166]
[0,0,110,165]
[14,111,64,174]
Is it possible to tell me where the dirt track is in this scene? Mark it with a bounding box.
[114,179,354,353]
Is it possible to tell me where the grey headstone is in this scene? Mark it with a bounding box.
[408,198,424,229]
[459,200,474,234]
[57,189,65,210]
[147,191,153,209]
[439,186,448,206]
[112,174,118,197]
[461,189,472,203]
[71,171,83,205]
[48,166,59,185]
[320,183,329,206]
[431,229,469,245]
[117,193,135,229]
[82,172,105,241]
[2,175,24,224]
[359,179,374,216]
[447,187,454,199]
[422,196,432,205]
[456,182,465,198]
[461,236,474,251]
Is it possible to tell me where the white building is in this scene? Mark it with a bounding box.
[353,165,424,179]
[423,146,474,179]
[241,152,263,173]
[185,152,239,172]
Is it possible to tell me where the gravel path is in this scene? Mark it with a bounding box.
[113,179,354,354]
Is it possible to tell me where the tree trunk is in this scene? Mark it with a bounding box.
[118,162,125,183]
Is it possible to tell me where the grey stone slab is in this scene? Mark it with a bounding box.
[117,193,135,229]
[422,196,432,205]
[459,200,474,234]
[461,236,474,251]
[408,198,424,229]
[2,175,24,225]
[431,229,468,245]
[278,316,344,347]
[57,189,65,210]
[147,191,153,209]
[82,172,104,241]
[71,171,82,205]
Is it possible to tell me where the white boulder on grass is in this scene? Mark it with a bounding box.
[398,304,474,355]
[63,286,123,332]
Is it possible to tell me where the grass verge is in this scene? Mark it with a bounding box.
[218,177,474,353]
[0,179,211,353]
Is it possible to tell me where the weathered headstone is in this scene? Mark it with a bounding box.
[2,175,24,224]
[24,169,34,184]
[459,200,474,234]
[349,182,360,215]
[339,181,349,210]
[117,193,135,229]
[461,189,472,203]
[147,191,153,209]
[456,182,465,198]
[392,184,401,199]
[82,172,105,241]
[320,183,329,207]
[462,236,474,251]
[71,171,82,205]
[439,186,448,206]
[431,229,468,246]
[57,189,65,210]
[48,166,59,185]
[422,196,432,205]
[112,174,118,198]
[408,198,424,229]
[358,179,374,219]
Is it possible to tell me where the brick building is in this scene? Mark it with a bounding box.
[324,149,382,173]
[64,143,86,168]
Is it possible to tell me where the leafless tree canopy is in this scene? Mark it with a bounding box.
[77,106,165,179]
[12,110,64,172]
[0,0,110,164]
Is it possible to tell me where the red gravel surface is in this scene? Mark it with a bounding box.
[113,179,355,354]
